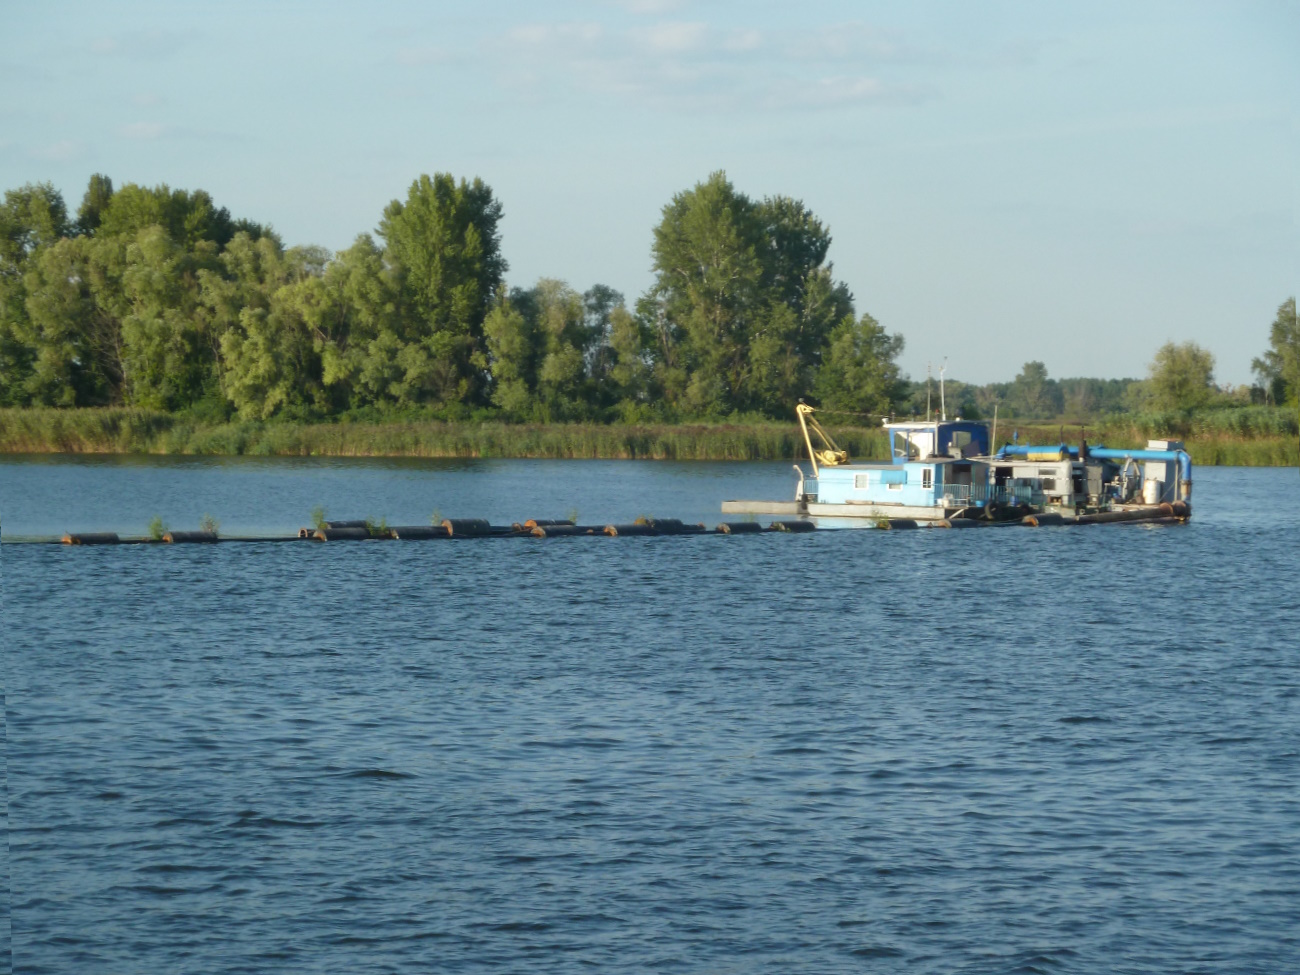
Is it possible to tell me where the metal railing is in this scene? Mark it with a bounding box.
[940,483,1039,506]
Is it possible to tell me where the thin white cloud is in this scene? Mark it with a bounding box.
[637,21,708,54]
[120,121,166,140]
[29,139,86,161]
[395,45,454,66]
[88,29,195,60]
[610,0,688,14]
[491,19,938,113]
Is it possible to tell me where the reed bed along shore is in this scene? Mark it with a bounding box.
[0,407,1295,465]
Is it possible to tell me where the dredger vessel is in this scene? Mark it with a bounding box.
[721,404,1192,527]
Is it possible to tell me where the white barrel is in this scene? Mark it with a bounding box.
[1142,478,1160,504]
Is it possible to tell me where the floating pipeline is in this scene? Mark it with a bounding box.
[40,502,1193,546]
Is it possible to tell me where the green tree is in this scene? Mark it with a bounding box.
[1252,297,1299,406]
[76,174,115,235]
[483,289,536,417]
[117,227,220,410]
[16,235,121,405]
[1009,361,1063,418]
[649,171,763,413]
[0,183,72,404]
[201,233,333,418]
[811,313,905,415]
[646,172,856,416]
[97,183,235,249]
[606,303,655,420]
[377,174,505,405]
[1148,341,1215,410]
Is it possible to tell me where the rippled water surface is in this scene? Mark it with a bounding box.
[3,459,1298,974]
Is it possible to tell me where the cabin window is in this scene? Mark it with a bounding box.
[854,474,869,489]
[881,470,906,491]
[922,469,933,489]
[893,431,934,460]
[1040,478,1057,490]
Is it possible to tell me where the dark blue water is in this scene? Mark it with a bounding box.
[3,460,1298,974]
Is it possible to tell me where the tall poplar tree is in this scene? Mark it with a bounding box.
[377,173,505,405]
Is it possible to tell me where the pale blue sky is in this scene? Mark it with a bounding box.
[4,1,1296,384]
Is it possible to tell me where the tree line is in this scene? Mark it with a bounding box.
[2,171,1296,423]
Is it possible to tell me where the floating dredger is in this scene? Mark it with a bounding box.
[722,404,1192,527]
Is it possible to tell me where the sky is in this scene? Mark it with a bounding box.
[3,0,1297,385]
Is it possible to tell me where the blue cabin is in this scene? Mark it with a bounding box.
[807,420,994,514]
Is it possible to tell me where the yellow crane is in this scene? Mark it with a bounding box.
[796,403,848,475]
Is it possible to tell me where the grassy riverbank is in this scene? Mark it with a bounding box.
[0,408,1295,465]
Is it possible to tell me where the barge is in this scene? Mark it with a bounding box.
[722,404,1192,526]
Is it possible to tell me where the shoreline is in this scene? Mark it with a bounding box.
[0,408,1295,466]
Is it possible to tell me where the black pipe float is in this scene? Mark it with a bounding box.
[440,519,495,537]
[604,523,657,536]
[770,520,816,533]
[1022,513,1072,527]
[518,518,575,530]
[874,519,919,530]
[313,526,374,541]
[163,530,219,543]
[390,525,450,540]
[642,518,706,535]
[531,524,602,537]
[716,522,764,534]
[936,518,982,528]
[323,520,370,530]
[62,532,121,545]
[1076,506,1176,525]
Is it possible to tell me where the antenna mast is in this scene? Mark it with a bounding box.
[926,362,932,420]
[939,358,948,422]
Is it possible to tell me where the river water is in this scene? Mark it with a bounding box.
[2,458,1298,974]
